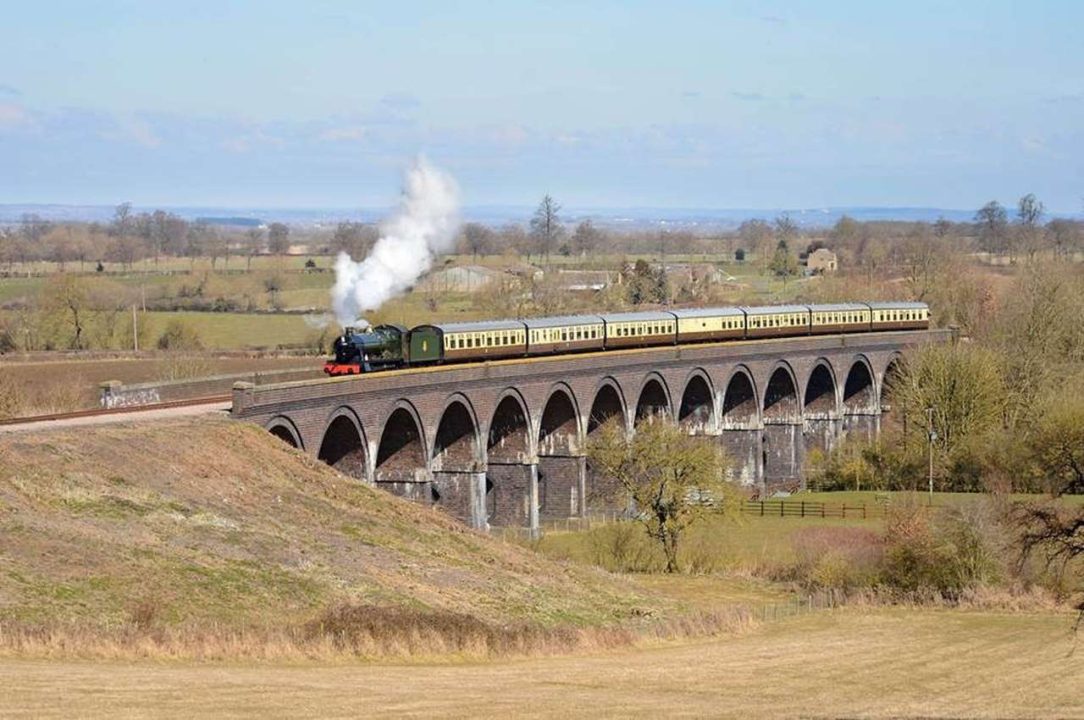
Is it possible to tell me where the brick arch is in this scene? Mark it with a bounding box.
[266,415,303,450]
[487,389,532,463]
[763,361,801,423]
[317,406,368,479]
[587,377,628,435]
[803,358,839,419]
[720,365,759,427]
[843,354,878,414]
[375,400,428,483]
[538,382,582,456]
[432,393,482,472]
[880,353,905,406]
[635,372,672,425]
[678,368,716,433]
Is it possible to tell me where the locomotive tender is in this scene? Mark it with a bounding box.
[324,301,929,376]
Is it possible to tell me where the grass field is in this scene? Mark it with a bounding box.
[2,609,1079,719]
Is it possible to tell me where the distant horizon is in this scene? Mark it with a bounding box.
[3,201,1081,231]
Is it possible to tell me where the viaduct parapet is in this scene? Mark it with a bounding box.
[231,329,951,533]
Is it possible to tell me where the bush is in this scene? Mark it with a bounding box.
[156,320,203,351]
[586,522,663,573]
[790,526,884,591]
[881,496,1008,598]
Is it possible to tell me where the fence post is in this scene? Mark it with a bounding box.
[760,501,765,517]
[862,504,867,519]
[780,501,784,517]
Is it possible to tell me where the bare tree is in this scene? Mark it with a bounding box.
[110,202,133,237]
[1016,193,1046,261]
[267,223,290,255]
[975,201,1009,258]
[244,228,264,270]
[1046,219,1081,258]
[737,218,773,262]
[460,222,495,260]
[529,195,564,262]
[571,220,603,256]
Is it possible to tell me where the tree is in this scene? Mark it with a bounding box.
[529,195,564,262]
[263,274,284,309]
[1028,393,1084,496]
[267,223,290,255]
[587,418,736,573]
[1016,193,1046,261]
[901,224,941,301]
[461,222,495,260]
[244,228,264,270]
[330,222,377,259]
[933,216,953,242]
[975,201,1009,257]
[1046,219,1081,258]
[737,219,773,261]
[889,343,1006,464]
[571,220,602,256]
[768,238,799,287]
[623,259,667,305]
[38,274,90,349]
[828,214,863,249]
[110,202,133,237]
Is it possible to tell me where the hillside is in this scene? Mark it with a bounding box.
[0,418,654,641]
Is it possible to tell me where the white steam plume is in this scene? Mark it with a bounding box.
[331,157,460,327]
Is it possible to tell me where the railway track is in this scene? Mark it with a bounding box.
[0,395,232,428]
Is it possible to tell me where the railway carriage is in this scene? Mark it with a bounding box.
[671,306,746,344]
[524,314,605,356]
[810,303,872,334]
[409,320,528,365]
[600,311,678,349]
[742,305,811,339]
[868,301,929,331]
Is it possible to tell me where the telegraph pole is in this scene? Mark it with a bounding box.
[926,406,936,505]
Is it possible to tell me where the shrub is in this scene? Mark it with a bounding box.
[790,526,884,591]
[156,319,204,351]
[586,522,662,573]
[881,495,1008,598]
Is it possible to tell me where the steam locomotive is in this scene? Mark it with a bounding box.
[324,301,930,376]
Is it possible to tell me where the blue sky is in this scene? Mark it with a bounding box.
[2,0,1082,211]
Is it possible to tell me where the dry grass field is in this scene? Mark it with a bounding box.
[1,609,1079,719]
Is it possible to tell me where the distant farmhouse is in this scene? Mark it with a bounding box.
[806,248,838,274]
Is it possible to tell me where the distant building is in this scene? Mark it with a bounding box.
[420,265,503,292]
[555,269,612,291]
[806,248,838,274]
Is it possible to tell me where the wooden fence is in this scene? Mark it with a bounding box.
[740,499,885,519]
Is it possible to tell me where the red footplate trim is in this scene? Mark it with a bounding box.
[323,363,362,376]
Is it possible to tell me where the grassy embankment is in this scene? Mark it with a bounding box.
[0,417,766,660]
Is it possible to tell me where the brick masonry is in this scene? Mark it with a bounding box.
[232,329,952,532]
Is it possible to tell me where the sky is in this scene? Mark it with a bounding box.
[1,0,1082,211]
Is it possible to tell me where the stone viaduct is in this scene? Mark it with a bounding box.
[231,329,951,533]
